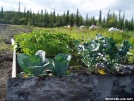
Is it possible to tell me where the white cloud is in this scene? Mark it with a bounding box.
[80,0,115,11]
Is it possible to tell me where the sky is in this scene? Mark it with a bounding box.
[0,0,134,21]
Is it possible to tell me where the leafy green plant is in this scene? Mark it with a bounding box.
[49,54,72,76]
[17,50,50,76]
[14,30,76,56]
[17,49,72,77]
[77,34,133,74]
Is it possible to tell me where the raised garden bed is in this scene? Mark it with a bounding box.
[6,38,134,101]
[7,75,134,101]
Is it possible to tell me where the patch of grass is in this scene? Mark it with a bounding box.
[0,41,12,51]
[0,38,12,51]
[43,27,134,44]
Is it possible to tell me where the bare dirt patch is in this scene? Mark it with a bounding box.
[0,24,32,101]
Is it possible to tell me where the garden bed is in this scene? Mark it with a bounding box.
[6,42,134,101]
[6,30,134,101]
[7,75,134,101]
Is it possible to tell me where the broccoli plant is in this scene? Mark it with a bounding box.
[77,34,132,74]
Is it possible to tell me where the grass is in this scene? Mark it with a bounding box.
[41,27,134,42]
[39,27,134,56]
[0,41,12,51]
[0,37,11,51]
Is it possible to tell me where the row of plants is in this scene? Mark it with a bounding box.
[14,30,77,56]
[14,30,134,77]
[76,34,133,74]
[17,50,72,77]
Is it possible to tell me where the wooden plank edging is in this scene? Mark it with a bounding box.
[11,38,17,77]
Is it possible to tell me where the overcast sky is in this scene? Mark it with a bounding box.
[0,0,133,20]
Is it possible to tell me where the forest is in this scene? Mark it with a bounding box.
[0,2,134,30]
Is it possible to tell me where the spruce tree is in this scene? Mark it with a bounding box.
[70,13,74,26]
[0,6,4,18]
[99,10,102,25]
[66,10,70,25]
[85,14,88,26]
[76,8,79,26]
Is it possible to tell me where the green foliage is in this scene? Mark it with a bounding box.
[49,54,72,76]
[77,34,133,73]
[17,51,50,76]
[17,51,72,77]
[14,30,76,56]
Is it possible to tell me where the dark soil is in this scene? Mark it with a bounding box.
[0,24,32,101]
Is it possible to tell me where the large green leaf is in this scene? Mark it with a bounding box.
[17,51,50,76]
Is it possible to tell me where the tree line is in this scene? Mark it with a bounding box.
[0,3,133,30]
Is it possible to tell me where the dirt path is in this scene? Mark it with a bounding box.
[0,24,32,101]
[0,51,12,101]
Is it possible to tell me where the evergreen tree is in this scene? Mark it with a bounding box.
[118,10,122,29]
[109,11,117,27]
[0,6,4,18]
[102,17,106,27]
[79,15,84,25]
[31,12,35,25]
[49,11,52,23]
[99,10,102,24]
[56,13,60,27]
[130,17,134,30]
[61,11,66,26]
[124,19,129,29]
[76,8,79,26]
[70,13,74,26]
[122,11,125,29]
[44,9,47,24]
[92,16,96,25]
[26,10,30,26]
[59,16,63,26]
[66,10,70,25]
[46,12,50,26]
[53,9,56,23]
[85,13,88,26]
[106,10,110,27]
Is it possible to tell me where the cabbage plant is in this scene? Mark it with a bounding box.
[17,50,72,77]
[17,50,50,76]
[49,54,72,76]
